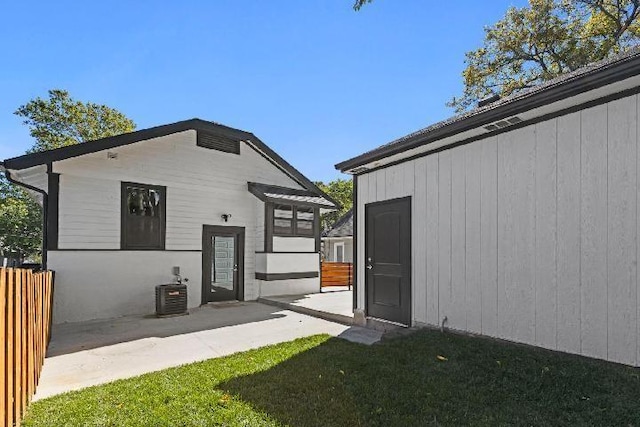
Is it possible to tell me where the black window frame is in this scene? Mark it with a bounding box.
[120,181,167,250]
[269,203,318,238]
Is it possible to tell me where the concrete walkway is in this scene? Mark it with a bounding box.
[35,302,379,401]
[259,288,354,325]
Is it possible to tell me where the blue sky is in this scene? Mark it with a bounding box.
[0,1,526,182]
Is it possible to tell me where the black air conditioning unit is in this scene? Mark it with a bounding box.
[155,284,188,317]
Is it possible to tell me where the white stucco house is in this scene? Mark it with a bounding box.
[336,48,640,367]
[2,119,338,323]
[322,209,353,263]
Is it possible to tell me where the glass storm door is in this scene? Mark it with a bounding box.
[202,226,244,303]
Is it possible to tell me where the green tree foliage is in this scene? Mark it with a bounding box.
[15,89,136,153]
[0,175,42,262]
[450,0,640,112]
[1,89,136,262]
[315,178,353,231]
[353,0,373,10]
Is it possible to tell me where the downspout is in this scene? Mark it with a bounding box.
[2,164,49,270]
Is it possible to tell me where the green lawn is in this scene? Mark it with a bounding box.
[24,330,640,427]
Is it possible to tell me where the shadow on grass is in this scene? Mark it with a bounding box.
[220,330,640,427]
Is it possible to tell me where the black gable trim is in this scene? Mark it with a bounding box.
[2,118,337,205]
[3,119,250,170]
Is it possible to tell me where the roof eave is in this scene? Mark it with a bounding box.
[336,55,640,173]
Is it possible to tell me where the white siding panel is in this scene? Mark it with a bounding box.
[272,237,315,252]
[413,157,428,324]
[256,253,320,274]
[556,112,582,354]
[51,129,312,307]
[257,278,320,297]
[58,174,120,249]
[480,137,498,337]
[438,151,452,327]
[535,120,558,349]
[580,104,609,360]
[55,130,305,251]
[49,251,202,323]
[465,142,482,333]
[256,200,265,252]
[425,155,440,326]
[607,96,637,365]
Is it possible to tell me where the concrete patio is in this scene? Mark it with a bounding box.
[35,300,380,401]
[259,287,353,325]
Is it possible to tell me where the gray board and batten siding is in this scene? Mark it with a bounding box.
[355,93,640,367]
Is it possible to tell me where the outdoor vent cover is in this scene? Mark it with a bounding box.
[155,284,188,317]
[483,116,523,132]
[351,166,369,174]
[197,130,241,154]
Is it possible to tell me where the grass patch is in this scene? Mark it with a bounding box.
[25,330,640,426]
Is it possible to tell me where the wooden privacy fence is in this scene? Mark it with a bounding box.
[1,268,54,427]
[321,262,353,289]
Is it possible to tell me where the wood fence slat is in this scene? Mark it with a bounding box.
[1,268,54,427]
[7,269,15,427]
[14,269,22,426]
[321,262,353,288]
[27,270,34,399]
[0,269,6,426]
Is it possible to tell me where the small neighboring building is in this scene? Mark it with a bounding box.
[336,49,640,367]
[322,209,353,263]
[2,119,338,323]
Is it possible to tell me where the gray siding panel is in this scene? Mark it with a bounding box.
[535,120,558,349]
[480,137,498,337]
[556,112,582,355]
[607,96,637,365]
[413,158,428,324]
[498,128,536,343]
[465,142,482,334]
[451,147,467,330]
[438,151,452,326]
[357,92,640,366]
[425,155,440,326]
[580,104,609,360]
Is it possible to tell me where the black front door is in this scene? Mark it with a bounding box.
[202,225,245,303]
[365,197,411,325]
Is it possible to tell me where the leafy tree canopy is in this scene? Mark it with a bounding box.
[315,178,353,231]
[353,0,373,10]
[449,0,640,112]
[15,89,136,153]
[2,90,136,262]
[0,175,42,261]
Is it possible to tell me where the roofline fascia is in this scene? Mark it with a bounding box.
[336,56,640,173]
[1,118,335,204]
[244,135,341,207]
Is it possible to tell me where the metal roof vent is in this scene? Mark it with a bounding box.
[351,166,369,174]
[478,94,501,108]
[483,116,523,132]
